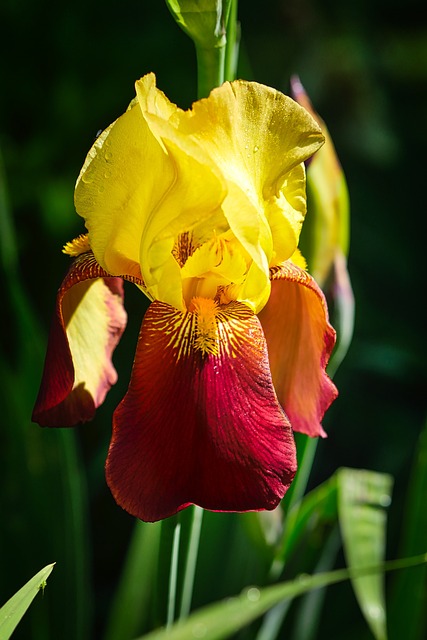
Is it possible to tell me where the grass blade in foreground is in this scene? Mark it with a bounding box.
[0,563,55,640]
[136,555,426,640]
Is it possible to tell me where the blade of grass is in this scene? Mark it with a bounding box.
[0,564,55,640]
[137,554,427,640]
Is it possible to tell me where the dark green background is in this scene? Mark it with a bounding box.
[1,0,426,638]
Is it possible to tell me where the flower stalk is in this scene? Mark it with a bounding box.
[195,43,226,98]
[166,518,182,629]
[179,506,204,620]
[165,0,236,97]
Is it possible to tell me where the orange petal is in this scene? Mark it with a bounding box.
[106,299,296,522]
[32,252,127,427]
[258,262,337,437]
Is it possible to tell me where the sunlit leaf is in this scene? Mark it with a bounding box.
[136,555,426,640]
[0,563,55,640]
[337,468,393,640]
[259,467,392,640]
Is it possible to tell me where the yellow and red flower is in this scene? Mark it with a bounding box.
[33,74,337,522]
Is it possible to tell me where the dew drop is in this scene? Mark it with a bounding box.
[367,604,384,620]
[246,587,260,602]
[253,145,259,153]
[98,185,105,194]
[105,151,113,161]
[296,573,310,587]
[81,173,94,185]
[379,494,391,507]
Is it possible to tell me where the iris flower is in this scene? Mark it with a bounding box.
[33,74,337,523]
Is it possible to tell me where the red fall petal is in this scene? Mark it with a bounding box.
[32,252,127,427]
[106,300,296,522]
[258,262,338,437]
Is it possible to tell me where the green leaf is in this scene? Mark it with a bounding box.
[135,555,426,640]
[337,468,393,640]
[0,563,55,640]
[260,467,392,639]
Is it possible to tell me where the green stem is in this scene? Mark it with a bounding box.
[224,0,239,81]
[196,44,226,98]
[179,506,204,619]
[286,436,318,515]
[166,519,182,629]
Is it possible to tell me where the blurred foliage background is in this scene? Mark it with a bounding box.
[1,0,426,638]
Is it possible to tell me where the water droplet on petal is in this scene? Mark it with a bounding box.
[81,172,94,185]
[253,145,259,153]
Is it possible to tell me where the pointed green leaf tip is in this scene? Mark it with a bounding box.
[165,0,232,48]
[0,563,55,640]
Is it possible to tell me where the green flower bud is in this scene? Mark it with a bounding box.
[291,76,354,374]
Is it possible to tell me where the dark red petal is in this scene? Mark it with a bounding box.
[258,261,338,437]
[106,300,296,522]
[32,252,127,427]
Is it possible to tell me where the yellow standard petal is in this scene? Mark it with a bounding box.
[76,73,323,316]
[138,75,324,311]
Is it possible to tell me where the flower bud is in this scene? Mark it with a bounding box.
[165,0,231,49]
[291,76,354,374]
[291,75,350,288]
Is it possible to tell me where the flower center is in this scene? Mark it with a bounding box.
[189,297,220,356]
